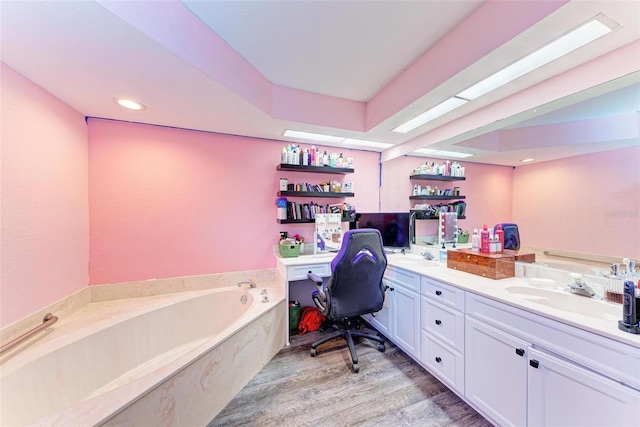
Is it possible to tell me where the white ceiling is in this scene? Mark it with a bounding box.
[1,0,639,166]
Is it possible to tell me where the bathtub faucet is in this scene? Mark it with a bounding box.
[237,281,257,289]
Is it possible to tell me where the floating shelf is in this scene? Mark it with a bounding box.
[410,174,466,181]
[411,214,467,221]
[278,191,354,198]
[278,218,354,224]
[277,164,354,174]
[410,195,465,200]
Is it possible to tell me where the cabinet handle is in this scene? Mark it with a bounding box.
[435,290,442,296]
[385,285,390,290]
[390,287,395,291]
[435,356,442,363]
[515,348,525,357]
[529,359,539,369]
[435,319,442,325]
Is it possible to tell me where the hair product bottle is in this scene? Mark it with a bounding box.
[480,224,490,254]
[495,224,504,253]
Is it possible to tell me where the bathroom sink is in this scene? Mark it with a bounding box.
[390,254,440,268]
[505,286,620,321]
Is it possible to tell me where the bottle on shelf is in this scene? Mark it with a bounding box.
[480,224,490,254]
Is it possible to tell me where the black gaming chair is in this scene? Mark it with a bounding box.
[307,229,388,373]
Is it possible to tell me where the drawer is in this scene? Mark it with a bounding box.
[385,266,420,292]
[288,264,331,281]
[420,332,465,395]
[421,277,465,311]
[421,297,464,352]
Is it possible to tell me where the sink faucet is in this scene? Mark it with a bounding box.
[567,273,596,298]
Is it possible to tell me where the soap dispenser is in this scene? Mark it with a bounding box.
[439,243,448,262]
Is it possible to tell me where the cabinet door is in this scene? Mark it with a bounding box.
[465,317,530,427]
[364,279,392,338]
[391,284,420,358]
[528,348,640,427]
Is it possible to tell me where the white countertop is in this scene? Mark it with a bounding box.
[276,252,640,348]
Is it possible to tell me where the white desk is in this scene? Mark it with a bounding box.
[276,253,336,345]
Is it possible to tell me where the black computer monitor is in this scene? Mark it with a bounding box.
[356,212,411,250]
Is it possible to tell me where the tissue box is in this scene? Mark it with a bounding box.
[447,249,515,280]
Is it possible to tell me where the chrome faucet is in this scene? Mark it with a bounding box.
[567,273,596,298]
[237,281,257,289]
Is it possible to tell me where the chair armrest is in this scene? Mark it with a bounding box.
[307,272,324,287]
[308,272,329,313]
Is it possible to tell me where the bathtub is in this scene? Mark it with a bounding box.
[0,284,285,426]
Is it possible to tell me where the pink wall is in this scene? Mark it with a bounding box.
[88,119,381,284]
[381,156,514,240]
[1,64,89,327]
[513,146,640,259]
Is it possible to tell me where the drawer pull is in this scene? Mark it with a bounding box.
[435,290,442,296]
[515,348,525,357]
[435,319,442,325]
[529,359,539,369]
[435,356,442,363]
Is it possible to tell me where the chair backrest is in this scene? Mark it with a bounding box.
[325,229,388,319]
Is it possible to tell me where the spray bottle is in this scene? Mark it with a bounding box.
[495,224,504,253]
[480,224,490,254]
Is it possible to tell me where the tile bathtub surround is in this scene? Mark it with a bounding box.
[0,269,278,348]
[91,268,277,302]
[0,287,91,345]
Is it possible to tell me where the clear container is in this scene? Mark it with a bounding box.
[605,276,624,304]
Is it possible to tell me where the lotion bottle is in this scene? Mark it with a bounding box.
[480,224,490,254]
[471,229,480,251]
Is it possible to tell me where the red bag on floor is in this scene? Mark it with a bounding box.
[298,307,326,335]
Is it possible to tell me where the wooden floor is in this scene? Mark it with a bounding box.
[208,326,493,427]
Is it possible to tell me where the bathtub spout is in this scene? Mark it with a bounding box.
[237,281,257,289]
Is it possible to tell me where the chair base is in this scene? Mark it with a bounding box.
[310,318,385,373]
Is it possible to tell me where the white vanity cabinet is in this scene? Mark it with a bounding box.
[465,316,529,426]
[364,266,420,359]
[466,292,640,427]
[528,347,640,426]
[420,278,466,395]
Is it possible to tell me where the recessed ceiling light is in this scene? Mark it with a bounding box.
[412,149,473,158]
[283,130,345,144]
[393,97,468,134]
[415,148,437,154]
[521,158,535,163]
[342,138,393,149]
[457,19,613,100]
[115,98,146,111]
[431,150,474,158]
